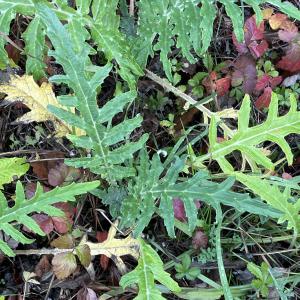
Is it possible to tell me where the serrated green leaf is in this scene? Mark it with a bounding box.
[75,0,92,15]
[219,0,244,42]
[266,0,300,20]
[121,150,280,238]
[244,0,263,24]
[200,0,216,54]
[247,262,263,279]
[0,238,15,256]
[236,173,300,238]
[36,3,147,181]
[0,8,15,69]
[0,180,99,256]
[198,93,300,173]
[0,157,29,189]
[22,16,46,80]
[120,239,181,300]
[0,0,35,16]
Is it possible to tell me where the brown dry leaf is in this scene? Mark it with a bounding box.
[52,252,77,279]
[35,255,51,278]
[192,229,208,249]
[269,13,287,30]
[0,75,82,137]
[83,221,140,274]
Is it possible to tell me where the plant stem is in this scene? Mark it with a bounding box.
[216,209,233,300]
[145,69,234,137]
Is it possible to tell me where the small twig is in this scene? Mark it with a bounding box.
[27,157,65,163]
[44,274,55,300]
[96,209,128,236]
[14,248,73,256]
[144,69,234,137]
[0,31,24,53]
[0,31,44,64]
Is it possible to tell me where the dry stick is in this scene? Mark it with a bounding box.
[144,70,259,169]
[0,31,44,63]
[144,69,234,137]
[14,248,73,255]
[0,32,24,53]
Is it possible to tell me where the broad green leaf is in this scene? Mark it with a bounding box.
[120,239,181,300]
[22,16,46,80]
[197,93,300,173]
[0,157,29,188]
[0,180,99,256]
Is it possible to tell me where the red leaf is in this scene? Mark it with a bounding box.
[255,75,282,92]
[173,198,187,221]
[282,172,293,180]
[25,182,50,199]
[277,42,300,73]
[278,19,298,43]
[244,16,265,42]
[48,163,69,187]
[54,202,74,220]
[52,203,74,234]
[255,74,271,91]
[25,202,74,234]
[232,54,257,93]
[270,76,282,88]
[192,230,208,249]
[32,214,54,234]
[96,231,109,271]
[52,217,70,234]
[232,35,248,54]
[255,87,273,109]
[173,198,201,222]
[30,152,65,182]
[233,16,268,58]
[216,77,231,96]
[248,40,268,58]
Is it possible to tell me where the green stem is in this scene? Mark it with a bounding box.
[216,208,233,300]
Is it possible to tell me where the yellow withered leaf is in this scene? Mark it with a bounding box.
[82,221,140,274]
[0,75,81,137]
